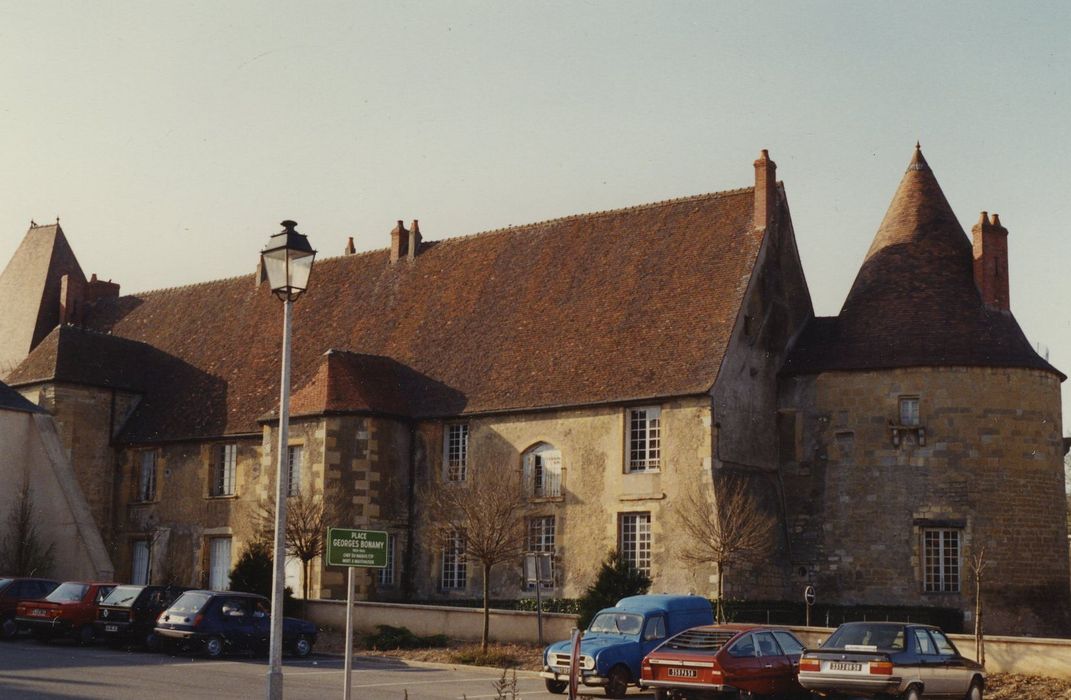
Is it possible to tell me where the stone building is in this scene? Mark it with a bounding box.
[0,147,1065,635]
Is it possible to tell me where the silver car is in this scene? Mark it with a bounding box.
[798,621,985,699]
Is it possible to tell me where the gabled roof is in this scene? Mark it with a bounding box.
[0,223,85,376]
[0,379,42,414]
[6,324,155,391]
[25,187,763,441]
[784,147,1060,378]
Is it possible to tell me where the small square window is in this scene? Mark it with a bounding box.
[899,397,920,426]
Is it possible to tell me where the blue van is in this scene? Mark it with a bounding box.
[540,594,713,697]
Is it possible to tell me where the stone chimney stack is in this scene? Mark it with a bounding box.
[59,273,85,325]
[407,220,422,260]
[753,149,777,232]
[972,211,1010,311]
[344,237,356,255]
[85,273,120,303]
[389,220,409,264]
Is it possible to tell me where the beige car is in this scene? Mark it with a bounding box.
[798,621,984,699]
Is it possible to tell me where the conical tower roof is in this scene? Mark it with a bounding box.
[784,146,1060,377]
[0,222,86,376]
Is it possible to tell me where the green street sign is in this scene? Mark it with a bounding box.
[326,528,388,568]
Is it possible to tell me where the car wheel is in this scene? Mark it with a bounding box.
[605,665,630,699]
[77,624,95,646]
[544,679,567,694]
[0,618,17,640]
[144,631,161,652]
[203,635,224,658]
[902,687,923,700]
[290,634,313,658]
[654,690,670,700]
[966,680,983,700]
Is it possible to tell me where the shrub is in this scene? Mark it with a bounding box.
[363,624,449,650]
[229,540,299,617]
[576,549,651,629]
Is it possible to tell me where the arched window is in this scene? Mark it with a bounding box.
[522,443,562,498]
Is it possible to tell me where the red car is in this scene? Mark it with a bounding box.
[0,577,59,639]
[640,623,808,699]
[16,581,117,644]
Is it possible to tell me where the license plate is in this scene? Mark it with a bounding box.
[105,624,118,632]
[829,661,863,672]
[32,609,46,616]
[667,668,697,678]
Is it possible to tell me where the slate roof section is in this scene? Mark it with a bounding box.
[0,379,43,414]
[784,147,1060,378]
[51,188,761,441]
[6,324,156,391]
[0,223,85,376]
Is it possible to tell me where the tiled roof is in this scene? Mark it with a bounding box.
[784,147,1060,378]
[6,324,156,391]
[0,379,42,414]
[29,188,761,441]
[0,224,85,375]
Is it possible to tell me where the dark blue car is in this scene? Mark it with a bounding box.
[154,590,317,658]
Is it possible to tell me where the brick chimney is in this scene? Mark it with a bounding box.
[59,273,85,324]
[85,273,120,303]
[344,237,356,255]
[389,220,408,264]
[753,149,777,232]
[972,211,1010,310]
[407,220,422,260]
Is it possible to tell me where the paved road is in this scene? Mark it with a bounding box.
[0,638,656,699]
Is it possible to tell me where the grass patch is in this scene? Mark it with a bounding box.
[448,644,522,668]
[363,624,449,650]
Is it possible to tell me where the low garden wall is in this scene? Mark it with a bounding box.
[306,601,1071,679]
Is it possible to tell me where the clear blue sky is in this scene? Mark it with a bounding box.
[2,2,1070,419]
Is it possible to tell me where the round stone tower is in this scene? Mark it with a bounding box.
[780,145,1069,636]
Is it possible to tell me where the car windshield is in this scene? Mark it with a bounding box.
[825,624,905,651]
[588,612,644,636]
[167,591,212,615]
[101,585,144,607]
[45,583,89,603]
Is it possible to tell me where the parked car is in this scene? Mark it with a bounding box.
[0,577,59,640]
[798,621,985,699]
[154,590,317,659]
[640,623,808,699]
[15,581,117,644]
[95,584,189,649]
[541,594,714,698]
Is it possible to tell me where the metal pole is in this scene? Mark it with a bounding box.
[267,298,293,700]
[343,567,354,700]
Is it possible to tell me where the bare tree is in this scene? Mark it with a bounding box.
[422,461,527,652]
[967,546,990,667]
[674,472,776,623]
[0,477,55,577]
[258,490,342,610]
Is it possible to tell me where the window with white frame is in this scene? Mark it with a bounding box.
[131,540,150,585]
[627,407,661,472]
[444,423,469,481]
[922,528,960,592]
[526,516,556,588]
[378,534,396,587]
[619,512,652,576]
[900,397,920,426]
[208,537,232,591]
[287,445,303,497]
[137,451,157,502]
[441,531,467,590]
[211,444,237,497]
[523,444,562,498]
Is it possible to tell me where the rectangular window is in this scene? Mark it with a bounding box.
[287,445,303,497]
[527,516,556,587]
[137,451,157,502]
[923,528,960,592]
[440,531,467,590]
[131,540,150,585]
[211,444,237,497]
[619,512,652,576]
[208,537,232,591]
[900,397,920,426]
[627,407,661,472]
[445,423,469,482]
[378,534,396,587]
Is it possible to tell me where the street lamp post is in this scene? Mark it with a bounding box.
[261,220,316,700]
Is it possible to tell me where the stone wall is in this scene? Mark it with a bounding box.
[780,366,1070,636]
